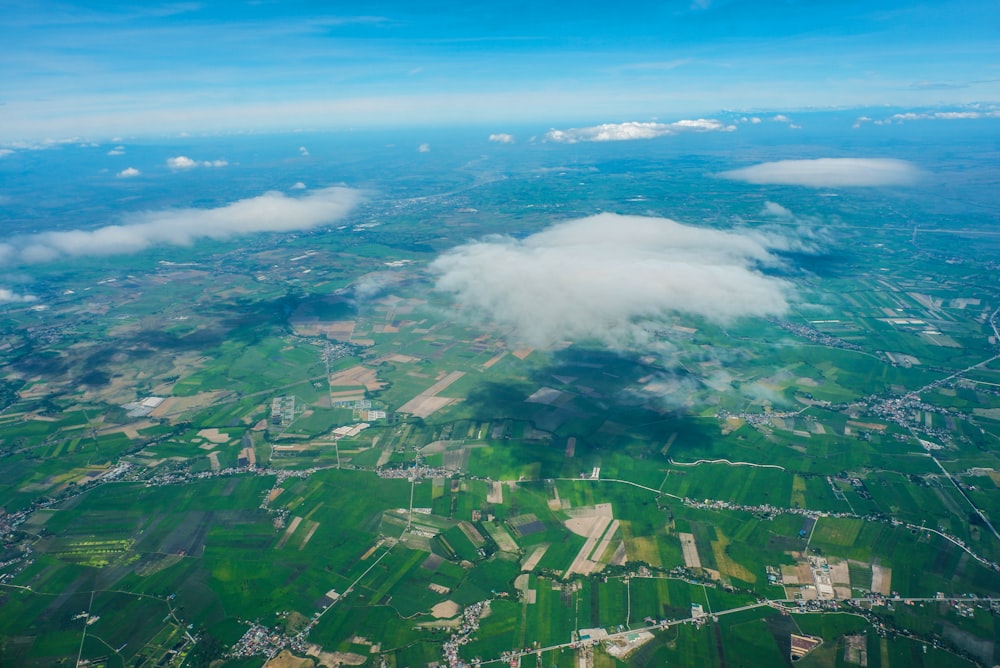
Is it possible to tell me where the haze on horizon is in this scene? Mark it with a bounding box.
[2,0,998,140]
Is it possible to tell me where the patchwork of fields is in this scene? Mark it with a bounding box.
[2,145,1000,668]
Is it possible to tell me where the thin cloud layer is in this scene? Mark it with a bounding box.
[489,133,515,144]
[546,119,735,143]
[0,186,360,265]
[431,213,794,350]
[0,288,37,304]
[854,108,1000,127]
[719,158,920,187]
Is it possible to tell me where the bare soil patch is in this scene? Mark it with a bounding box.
[678,532,701,569]
[521,544,549,572]
[197,428,230,443]
[329,365,385,391]
[276,516,303,549]
[431,600,461,619]
[264,649,315,667]
[151,391,229,418]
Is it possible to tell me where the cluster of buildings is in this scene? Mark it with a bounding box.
[441,601,489,667]
[377,464,456,480]
[121,396,165,418]
[772,319,863,352]
[842,475,873,500]
[329,399,391,422]
[334,398,373,410]
[715,408,804,428]
[270,396,296,427]
[683,495,845,521]
[144,465,250,487]
[321,342,356,365]
[332,422,370,438]
[772,598,843,614]
[228,622,311,661]
[869,392,943,429]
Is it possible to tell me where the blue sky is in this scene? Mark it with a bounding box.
[2,0,998,139]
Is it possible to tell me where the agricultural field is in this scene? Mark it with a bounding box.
[1,129,999,668]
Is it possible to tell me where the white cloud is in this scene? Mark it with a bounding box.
[291,182,307,190]
[107,146,125,155]
[0,149,15,158]
[489,133,515,144]
[719,158,920,187]
[1,186,360,265]
[117,167,140,178]
[762,201,793,218]
[855,108,1000,127]
[167,156,197,169]
[766,114,800,129]
[299,146,310,156]
[417,143,431,153]
[167,155,228,169]
[0,287,37,303]
[932,111,985,119]
[4,138,80,151]
[431,213,794,350]
[352,272,405,301]
[546,119,735,143]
